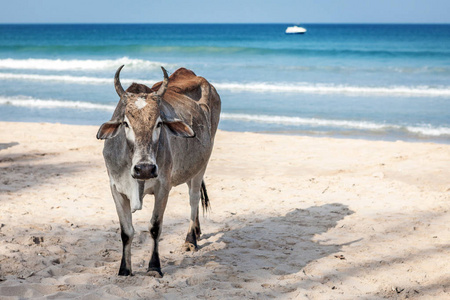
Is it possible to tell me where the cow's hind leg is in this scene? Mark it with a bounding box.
[184,171,207,251]
[111,185,134,276]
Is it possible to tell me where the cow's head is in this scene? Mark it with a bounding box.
[97,65,195,180]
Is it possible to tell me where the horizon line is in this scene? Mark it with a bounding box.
[1,22,449,25]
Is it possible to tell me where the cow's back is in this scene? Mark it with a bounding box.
[151,68,221,187]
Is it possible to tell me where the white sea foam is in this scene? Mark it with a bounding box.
[0,96,115,111]
[221,113,450,137]
[1,72,449,97]
[0,73,111,84]
[405,125,450,136]
[1,57,449,76]
[0,57,170,71]
[221,113,390,130]
[214,82,450,97]
[0,72,157,86]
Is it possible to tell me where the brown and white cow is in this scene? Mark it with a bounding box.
[97,66,221,277]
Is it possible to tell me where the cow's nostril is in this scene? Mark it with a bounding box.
[134,165,142,175]
[150,164,157,175]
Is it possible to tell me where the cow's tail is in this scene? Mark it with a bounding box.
[200,180,210,214]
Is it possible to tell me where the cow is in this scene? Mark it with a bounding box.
[96,65,221,277]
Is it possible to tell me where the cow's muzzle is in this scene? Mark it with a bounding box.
[132,163,158,180]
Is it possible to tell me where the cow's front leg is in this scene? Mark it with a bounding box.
[111,185,134,276]
[147,186,169,278]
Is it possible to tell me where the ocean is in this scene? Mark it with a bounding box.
[0,24,449,143]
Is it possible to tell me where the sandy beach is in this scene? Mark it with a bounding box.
[0,121,449,299]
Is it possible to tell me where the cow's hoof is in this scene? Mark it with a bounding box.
[146,268,163,278]
[118,269,132,276]
[183,242,198,252]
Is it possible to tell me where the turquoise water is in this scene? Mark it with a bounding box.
[0,24,449,142]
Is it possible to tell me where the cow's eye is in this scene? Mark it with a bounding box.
[123,121,129,128]
[156,122,162,128]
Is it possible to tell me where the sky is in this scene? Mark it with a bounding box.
[1,0,449,24]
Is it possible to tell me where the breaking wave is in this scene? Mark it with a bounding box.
[213,82,450,97]
[0,57,173,71]
[1,96,448,137]
[221,113,450,137]
[0,96,115,111]
[0,72,157,86]
[2,58,450,75]
[1,72,450,97]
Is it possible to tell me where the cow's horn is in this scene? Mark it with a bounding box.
[114,65,126,98]
[156,67,169,97]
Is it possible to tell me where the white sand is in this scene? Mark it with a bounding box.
[0,121,449,299]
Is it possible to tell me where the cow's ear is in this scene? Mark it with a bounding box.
[97,121,122,140]
[164,120,195,138]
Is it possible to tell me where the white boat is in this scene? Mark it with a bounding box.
[285,25,307,34]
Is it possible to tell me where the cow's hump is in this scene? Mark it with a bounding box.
[152,68,205,95]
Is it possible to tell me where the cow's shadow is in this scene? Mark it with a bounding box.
[0,142,19,151]
[165,203,355,281]
[0,144,89,195]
